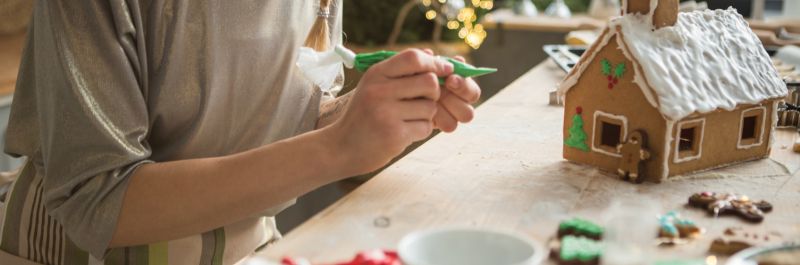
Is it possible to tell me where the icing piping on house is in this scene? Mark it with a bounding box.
[673,118,706,163]
[769,101,779,151]
[615,28,661,108]
[591,110,628,158]
[662,120,674,180]
[557,28,614,100]
[736,106,768,149]
[647,0,659,23]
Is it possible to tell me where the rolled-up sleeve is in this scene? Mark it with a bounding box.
[12,0,151,258]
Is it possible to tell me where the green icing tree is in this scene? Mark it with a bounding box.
[565,107,589,152]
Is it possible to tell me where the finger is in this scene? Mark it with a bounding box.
[433,102,458,133]
[445,75,481,103]
[374,49,453,78]
[453,56,466,63]
[405,120,434,142]
[422,48,434,55]
[387,72,441,101]
[396,99,437,121]
[440,90,475,123]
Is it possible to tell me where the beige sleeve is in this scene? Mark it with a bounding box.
[5,0,152,259]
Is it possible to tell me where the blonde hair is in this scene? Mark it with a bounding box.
[304,0,332,51]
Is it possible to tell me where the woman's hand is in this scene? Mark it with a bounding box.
[433,55,482,133]
[326,49,453,175]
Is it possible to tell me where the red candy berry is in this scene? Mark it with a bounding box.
[607,76,612,81]
[608,83,613,89]
[576,106,583,114]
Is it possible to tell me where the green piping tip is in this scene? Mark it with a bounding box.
[351,50,497,83]
[445,57,497,78]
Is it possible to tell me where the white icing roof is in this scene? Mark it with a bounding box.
[560,8,787,121]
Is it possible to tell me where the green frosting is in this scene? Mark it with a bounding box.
[565,114,590,151]
[560,235,603,261]
[354,51,396,72]
[601,59,612,76]
[559,218,603,237]
[353,50,497,83]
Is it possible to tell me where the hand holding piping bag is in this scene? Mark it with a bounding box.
[334,45,497,84]
[334,45,495,132]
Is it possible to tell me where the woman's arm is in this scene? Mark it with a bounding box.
[110,49,455,247]
[111,128,344,247]
[317,92,353,128]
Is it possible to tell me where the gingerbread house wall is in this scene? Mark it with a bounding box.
[665,100,776,177]
[563,35,668,182]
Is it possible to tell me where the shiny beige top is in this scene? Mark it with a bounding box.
[5,0,342,259]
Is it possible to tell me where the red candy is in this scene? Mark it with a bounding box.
[337,250,400,265]
[282,250,400,265]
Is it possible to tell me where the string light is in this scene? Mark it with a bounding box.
[425,10,438,20]
[419,0,494,49]
[706,255,717,265]
[447,20,460,29]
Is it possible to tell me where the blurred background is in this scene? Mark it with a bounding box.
[0,0,797,232]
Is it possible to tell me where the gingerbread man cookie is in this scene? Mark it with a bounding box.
[708,227,783,255]
[617,130,651,183]
[688,192,772,223]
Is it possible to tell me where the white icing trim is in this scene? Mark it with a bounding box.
[614,32,660,109]
[620,0,660,17]
[768,101,778,150]
[649,0,659,20]
[662,120,675,180]
[673,118,705,163]
[737,106,767,149]
[591,110,628,157]
[557,29,615,98]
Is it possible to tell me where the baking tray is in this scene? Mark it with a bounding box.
[542,45,586,73]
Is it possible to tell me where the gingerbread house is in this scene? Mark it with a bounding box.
[558,0,788,182]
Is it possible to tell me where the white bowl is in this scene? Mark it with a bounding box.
[398,228,545,265]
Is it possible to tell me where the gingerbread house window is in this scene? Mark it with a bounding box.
[592,111,627,157]
[738,107,766,149]
[674,118,705,163]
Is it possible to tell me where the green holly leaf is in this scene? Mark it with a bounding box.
[601,59,611,76]
[614,63,626,78]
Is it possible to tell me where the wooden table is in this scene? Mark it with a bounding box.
[259,60,800,264]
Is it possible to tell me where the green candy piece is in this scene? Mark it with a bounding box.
[560,235,603,261]
[353,50,497,83]
[559,218,604,237]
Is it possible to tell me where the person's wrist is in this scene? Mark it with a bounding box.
[315,123,356,179]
